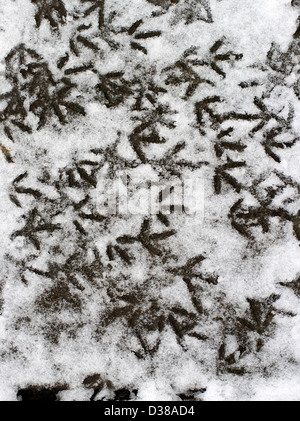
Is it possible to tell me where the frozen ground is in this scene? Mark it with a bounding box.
[0,0,299,401]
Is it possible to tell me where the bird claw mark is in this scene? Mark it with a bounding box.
[122,20,161,55]
[171,0,213,25]
[214,159,246,195]
[280,277,300,298]
[31,0,67,30]
[95,72,133,108]
[116,218,176,258]
[229,173,300,241]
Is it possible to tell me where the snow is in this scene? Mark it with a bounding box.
[0,0,299,401]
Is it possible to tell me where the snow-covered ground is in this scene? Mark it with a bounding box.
[0,0,299,401]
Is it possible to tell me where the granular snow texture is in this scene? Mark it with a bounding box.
[0,0,300,402]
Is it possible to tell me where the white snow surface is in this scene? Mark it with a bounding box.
[0,0,299,401]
